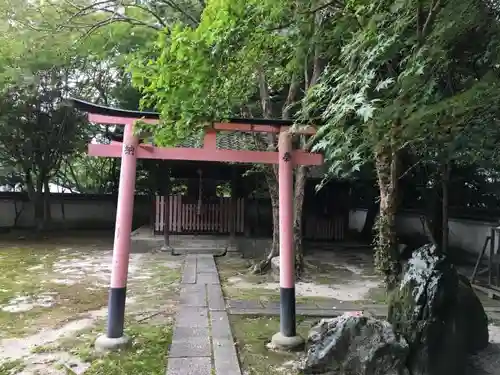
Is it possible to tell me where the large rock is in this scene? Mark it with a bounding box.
[388,244,489,375]
[301,313,410,375]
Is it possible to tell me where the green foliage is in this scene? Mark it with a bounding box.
[301,0,500,280]
[0,0,159,195]
[130,0,334,146]
[306,0,500,174]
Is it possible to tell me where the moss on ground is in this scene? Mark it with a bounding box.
[365,286,389,304]
[296,295,340,304]
[0,284,108,338]
[0,359,25,375]
[34,319,173,375]
[0,243,182,338]
[0,246,112,337]
[0,247,61,304]
[217,255,384,308]
[231,315,316,375]
[222,286,280,302]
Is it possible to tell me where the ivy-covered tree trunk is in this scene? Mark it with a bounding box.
[293,165,307,276]
[374,143,401,289]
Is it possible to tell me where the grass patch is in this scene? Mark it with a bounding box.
[0,282,108,338]
[222,285,280,302]
[0,359,25,375]
[0,247,61,304]
[231,315,316,375]
[129,261,181,313]
[79,322,173,375]
[36,318,173,375]
[365,286,388,304]
[0,245,109,337]
[296,296,339,304]
[217,256,281,302]
[216,256,254,281]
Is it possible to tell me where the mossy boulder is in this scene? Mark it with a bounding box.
[301,313,410,375]
[388,244,488,375]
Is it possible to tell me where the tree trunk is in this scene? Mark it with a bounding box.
[251,167,279,273]
[293,166,307,276]
[43,178,52,229]
[24,169,43,232]
[13,200,24,227]
[33,181,44,233]
[429,187,443,250]
[374,144,401,289]
[441,161,450,254]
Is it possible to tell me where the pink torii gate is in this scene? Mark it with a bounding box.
[71,99,323,351]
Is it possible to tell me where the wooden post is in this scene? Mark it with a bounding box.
[489,227,495,286]
[163,173,171,249]
[230,168,237,239]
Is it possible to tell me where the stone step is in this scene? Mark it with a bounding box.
[170,242,237,250]
[172,248,229,255]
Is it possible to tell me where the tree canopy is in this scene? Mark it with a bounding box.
[0,0,500,280]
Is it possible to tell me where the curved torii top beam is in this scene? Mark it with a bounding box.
[70,98,322,166]
[70,98,317,135]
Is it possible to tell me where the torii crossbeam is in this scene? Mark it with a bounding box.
[70,98,323,352]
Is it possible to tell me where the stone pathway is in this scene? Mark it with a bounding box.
[226,298,500,320]
[166,254,241,375]
[226,299,389,318]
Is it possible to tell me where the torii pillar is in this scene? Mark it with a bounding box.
[95,122,138,351]
[270,131,305,350]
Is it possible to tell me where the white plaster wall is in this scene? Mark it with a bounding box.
[349,209,367,232]
[0,194,151,229]
[0,192,496,257]
[349,209,497,256]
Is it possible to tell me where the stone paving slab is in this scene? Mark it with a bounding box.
[225,299,263,309]
[167,254,242,375]
[197,258,217,273]
[213,338,241,375]
[196,272,220,285]
[179,285,207,307]
[211,311,240,374]
[210,311,233,340]
[181,256,197,284]
[207,284,225,311]
[227,307,384,318]
[264,301,318,310]
[169,340,211,358]
[166,357,212,375]
[314,300,360,310]
[174,306,209,327]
